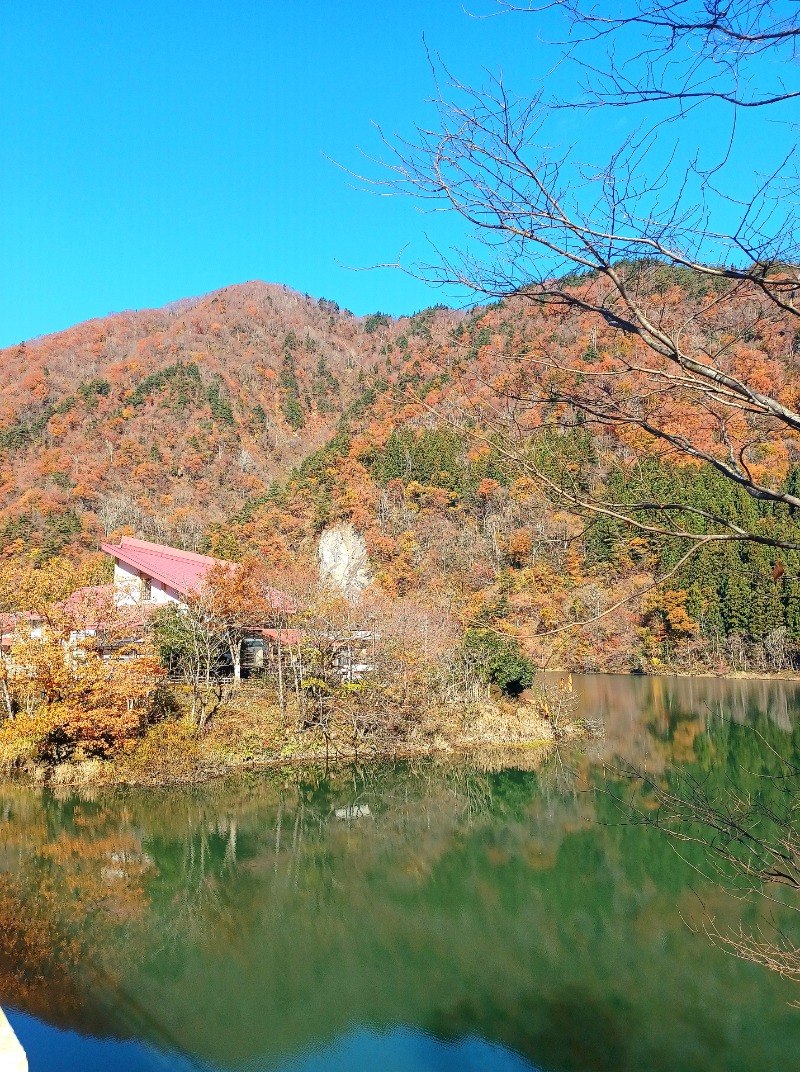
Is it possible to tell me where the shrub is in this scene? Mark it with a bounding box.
[0,630,166,763]
[462,628,535,695]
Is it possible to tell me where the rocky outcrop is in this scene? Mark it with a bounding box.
[318,523,372,601]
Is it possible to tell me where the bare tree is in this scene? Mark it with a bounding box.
[372,0,800,558]
[369,0,800,986]
[501,1,800,110]
[151,598,229,729]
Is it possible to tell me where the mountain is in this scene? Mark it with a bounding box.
[2,275,799,673]
[0,282,417,554]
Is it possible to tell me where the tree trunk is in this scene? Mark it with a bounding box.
[0,678,13,721]
[276,631,285,718]
[292,646,303,723]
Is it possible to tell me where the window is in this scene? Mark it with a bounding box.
[141,576,152,601]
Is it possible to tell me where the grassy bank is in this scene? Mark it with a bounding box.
[0,681,594,787]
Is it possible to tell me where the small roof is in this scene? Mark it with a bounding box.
[259,627,301,645]
[57,583,115,630]
[0,609,42,649]
[100,536,222,597]
[58,584,158,632]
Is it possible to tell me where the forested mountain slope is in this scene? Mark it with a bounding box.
[0,282,413,552]
[3,273,800,673]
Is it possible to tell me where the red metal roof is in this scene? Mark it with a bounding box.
[100,537,297,611]
[0,609,42,649]
[260,627,301,645]
[58,584,159,631]
[57,584,115,630]
[100,536,221,596]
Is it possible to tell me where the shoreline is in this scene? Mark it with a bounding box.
[1,681,591,788]
[4,738,562,789]
[542,667,800,682]
[1,710,598,789]
[3,663,794,790]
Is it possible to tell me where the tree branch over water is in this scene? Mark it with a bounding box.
[370,5,800,984]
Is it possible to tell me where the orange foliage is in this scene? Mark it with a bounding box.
[2,626,165,761]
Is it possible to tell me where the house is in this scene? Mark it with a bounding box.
[0,611,44,652]
[99,537,300,676]
[99,536,223,607]
[2,536,375,684]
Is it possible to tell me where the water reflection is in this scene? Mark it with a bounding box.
[12,1015,539,1072]
[270,1027,540,1072]
[1,675,799,1072]
[559,672,800,762]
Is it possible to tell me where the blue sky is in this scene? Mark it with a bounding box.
[0,1,791,346]
[0,0,523,345]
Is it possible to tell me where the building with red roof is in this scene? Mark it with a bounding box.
[99,536,296,617]
[99,536,223,606]
[98,537,299,673]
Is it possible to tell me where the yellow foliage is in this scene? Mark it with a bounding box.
[643,589,699,639]
[0,628,165,764]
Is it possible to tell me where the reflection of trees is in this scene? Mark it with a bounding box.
[3,758,560,1033]
[0,784,154,1036]
[0,874,85,1022]
[1,726,799,1070]
[562,673,800,768]
[430,984,632,1072]
[604,708,800,987]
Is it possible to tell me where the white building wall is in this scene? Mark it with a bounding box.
[113,560,142,606]
[113,561,183,606]
[149,578,182,605]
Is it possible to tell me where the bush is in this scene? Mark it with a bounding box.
[0,630,166,763]
[115,720,200,784]
[462,628,535,695]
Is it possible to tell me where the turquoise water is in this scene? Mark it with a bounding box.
[1,674,799,1070]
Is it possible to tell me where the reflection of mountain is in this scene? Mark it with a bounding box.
[9,1010,200,1072]
[273,1026,540,1072]
[1,675,799,1072]
[553,672,800,767]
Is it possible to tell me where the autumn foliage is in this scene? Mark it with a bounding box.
[0,629,165,764]
[0,273,799,699]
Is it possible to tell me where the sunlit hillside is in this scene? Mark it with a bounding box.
[3,271,800,672]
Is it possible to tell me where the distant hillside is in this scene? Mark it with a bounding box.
[3,273,800,673]
[0,282,458,554]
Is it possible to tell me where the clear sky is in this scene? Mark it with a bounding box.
[0,1,791,347]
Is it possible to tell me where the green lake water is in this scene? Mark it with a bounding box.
[1,674,799,1070]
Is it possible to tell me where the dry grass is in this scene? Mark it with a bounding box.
[115,720,202,785]
[50,759,107,786]
[0,680,594,786]
[459,701,555,746]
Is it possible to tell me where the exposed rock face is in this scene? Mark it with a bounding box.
[318,523,371,601]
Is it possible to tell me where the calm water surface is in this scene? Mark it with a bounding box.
[1,674,799,1071]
